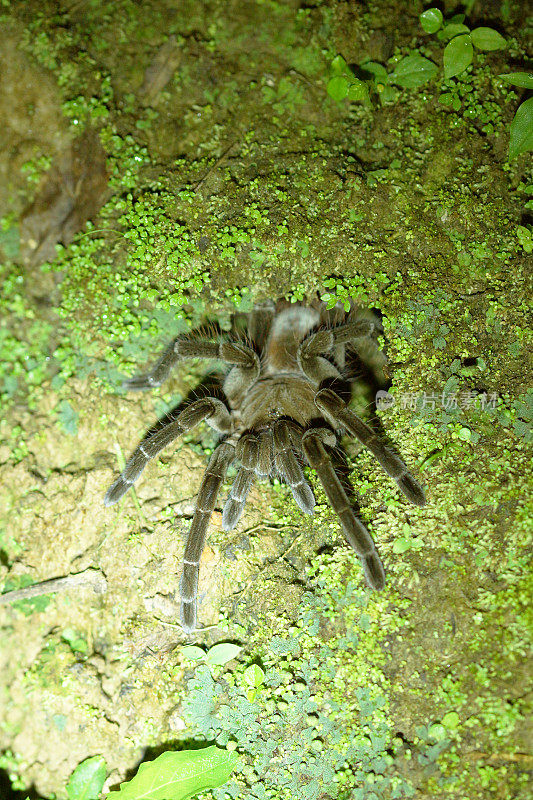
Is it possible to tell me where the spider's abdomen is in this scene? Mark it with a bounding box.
[240,374,318,429]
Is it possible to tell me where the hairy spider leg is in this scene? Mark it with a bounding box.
[246,300,276,353]
[315,388,426,507]
[122,336,259,391]
[302,427,385,590]
[272,420,315,513]
[180,441,235,633]
[104,398,232,506]
[221,433,260,530]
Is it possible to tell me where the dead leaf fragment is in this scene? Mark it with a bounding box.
[19,128,109,266]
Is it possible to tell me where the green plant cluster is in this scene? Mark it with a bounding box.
[327,7,532,160]
[177,582,418,800]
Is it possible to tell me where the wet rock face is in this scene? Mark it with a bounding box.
[0,25,69,222]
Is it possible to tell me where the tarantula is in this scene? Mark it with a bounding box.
[104,300,426,633]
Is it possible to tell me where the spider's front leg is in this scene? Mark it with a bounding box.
[180,441,235,633]
[123,336,259,391]
[315,388,426,507]
[104,398,232,506]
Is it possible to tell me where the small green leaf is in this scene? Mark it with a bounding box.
[438,22,470,41]
[55,399,79,435]
[205,643,242,666]
[471,27,506,51]
[498,72,533,89]
[509,98,533,160]
[180,646,205,661]
[243,664,265,688]
[444,34,473,79]
[346,79,369,103]
[390,55,438,88]
[379,85,398,103]
[67,756,106,800]
[420,8,443,34]
[359,61,389,84]
[107,747,240,800]
[428,722,447,741]
[62,627,89,654]
[327,75,350,101]
[516,225,533,252]
[442,711,460,729]
[330,55,349,76]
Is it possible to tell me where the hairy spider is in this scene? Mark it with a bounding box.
[104,300,426,633]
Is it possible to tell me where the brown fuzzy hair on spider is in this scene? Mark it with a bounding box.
[105,299,426,633]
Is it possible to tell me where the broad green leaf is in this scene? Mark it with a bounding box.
[393,538,412,554]
[327,75,350,101]
[67,756,106,800]
[420,8,443,34]
[179,645,205,661]
[444,34,473,79]
[107,747,240,800]
[498,72,533,89]
[471,27,506,51]
[509,98,533,160]
[243,664,265,688]
[390,55,438,88]
[205,643,242,666]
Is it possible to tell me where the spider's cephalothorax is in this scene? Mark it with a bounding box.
[104,300,426,633]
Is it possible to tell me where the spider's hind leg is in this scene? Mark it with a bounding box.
[180,441,236,633]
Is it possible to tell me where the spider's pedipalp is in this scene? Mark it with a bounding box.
[315,388,426,507]
[297,319,375,384]
[104,398,230,507]
[273,420,315,514]
[221,434,259,530]
[180,441,235,633]
[220,341,259,368]
[302,427,385,590]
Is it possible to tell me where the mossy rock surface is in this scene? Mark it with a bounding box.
[0,1,530,798]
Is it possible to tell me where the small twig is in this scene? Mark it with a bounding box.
[0,568,107,606]
[192,142,237,193]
